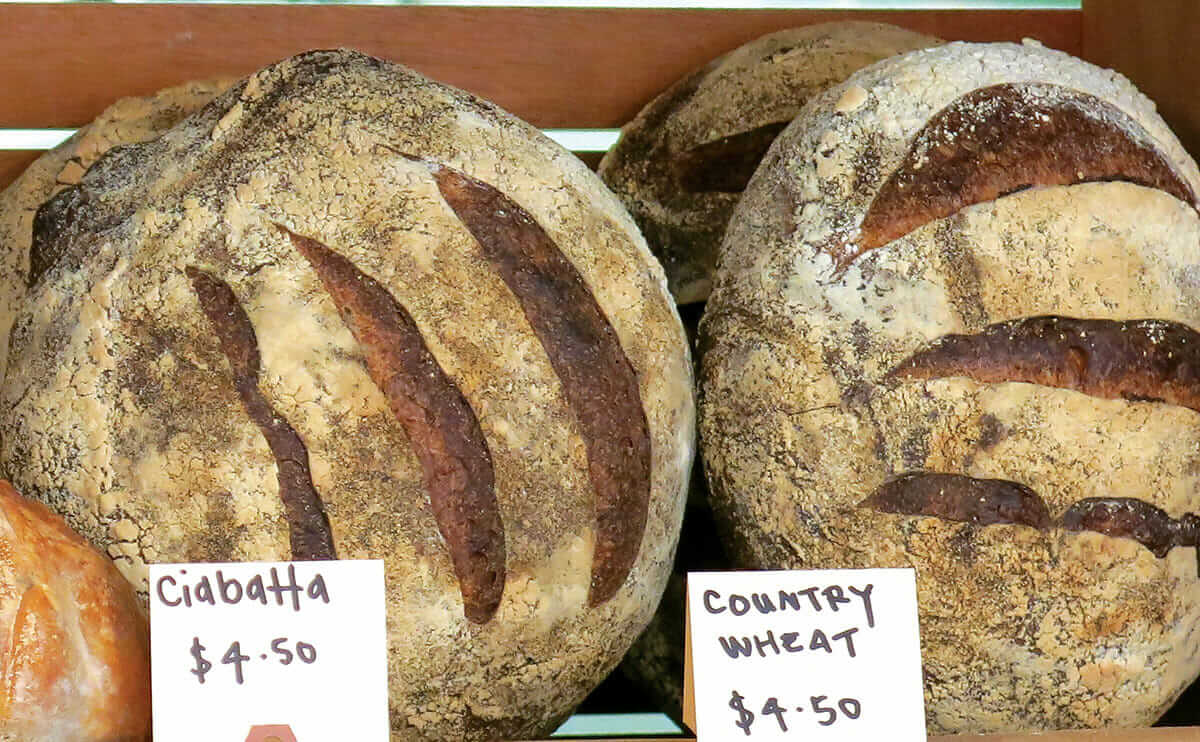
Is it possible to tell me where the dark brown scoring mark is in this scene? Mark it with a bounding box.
[864,473,1200,562]
[841,83,1197,270]
[404,153,652,607]
[30,186,86,287]
[888,316,1200,414]
[672,121,790,193]
[280,227,504,624]
[185,267,337,561]
[862,472,1050,528]
[1061,498,1200,558]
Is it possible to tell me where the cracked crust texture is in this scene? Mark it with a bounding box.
[0,78,236,388]
[598,22,941,304]
[700,41,1200,733]
[0,50,694,741]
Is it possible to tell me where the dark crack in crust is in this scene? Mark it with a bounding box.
[281,226,505,624]
[863,471,1051,528]
[596,59,766,305]
[1062,498,1200,559]
[842,83,1198,269]
[185,266,337,562]
[865,474,1200,560]
[28,142,142,288]
[672,121,791,193]
[407,155,653,606]
[888,316,1200,413]
[29,186,87,288]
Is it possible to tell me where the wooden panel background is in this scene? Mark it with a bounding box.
[1083,0,1200,159]
[0,6,1081,129]
[0,5,1080,191]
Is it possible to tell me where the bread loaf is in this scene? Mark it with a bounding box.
[701,40,1200,733]
[0,49,694,740]
[0,480,150,742]
[598,22,940,304]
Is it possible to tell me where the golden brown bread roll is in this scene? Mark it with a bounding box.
[701,40,1200,733]
[0,480,150,742]
[598,22,941,304]
[0,50,694,740]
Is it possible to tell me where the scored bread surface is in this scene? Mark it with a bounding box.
[598,22,941,304]
[701,40,1200,733]
[0,50,694,741]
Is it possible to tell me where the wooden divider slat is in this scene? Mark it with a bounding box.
[0,5,1079,130]
[0,152,39,193]
[1082,0,1200,161]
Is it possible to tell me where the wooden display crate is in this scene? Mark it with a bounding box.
[1,2,1198,741]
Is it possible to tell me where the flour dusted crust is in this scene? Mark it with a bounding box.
[0,50,694,741]
[701,41,1200,733]
[598,22,940,304]
[0,79,234,384]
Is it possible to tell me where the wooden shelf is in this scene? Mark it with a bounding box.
[0,4,1079,190]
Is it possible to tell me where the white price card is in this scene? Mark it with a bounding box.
[687,568,925,742]
[150,560,388,742]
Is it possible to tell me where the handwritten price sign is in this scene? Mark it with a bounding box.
[687,569,925,742]
[728,691,862,734]
[189,636,318,685]
[150,561,388,742]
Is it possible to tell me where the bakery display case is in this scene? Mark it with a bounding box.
[2,2,1200,740]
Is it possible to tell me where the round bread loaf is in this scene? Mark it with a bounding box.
[598,22,940,304]
[0,479,150,741]
[0,50,694,740]
[700,40,1200,733]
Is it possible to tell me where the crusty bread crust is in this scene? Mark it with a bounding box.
[599,22,940,304]
[702,40,1200,733]
[0,50,694,741]
[0,79,235,386]
[0,480,150,742]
